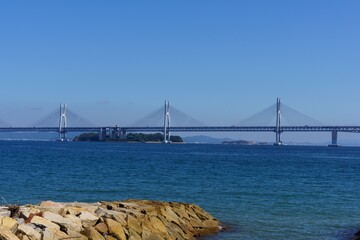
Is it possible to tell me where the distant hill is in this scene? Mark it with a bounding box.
[182,135,234,144]
[222,140,269,145]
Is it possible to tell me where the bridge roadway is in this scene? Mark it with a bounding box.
[0,127,101,133]
[1,126,360,133]
[124,126,360,133]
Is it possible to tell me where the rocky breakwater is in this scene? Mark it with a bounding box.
[0,200,221,240]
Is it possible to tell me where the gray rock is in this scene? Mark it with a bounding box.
[16,217,25,225]
[0,209,11,217]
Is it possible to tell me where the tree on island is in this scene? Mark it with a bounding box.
[126,133,183,142]
[74,133,99,142]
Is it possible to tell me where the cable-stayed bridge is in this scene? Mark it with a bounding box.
[0,99,359,146]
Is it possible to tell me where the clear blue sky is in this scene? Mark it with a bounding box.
[0,1,359,132]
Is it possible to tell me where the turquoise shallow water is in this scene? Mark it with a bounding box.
[1,141,360,239]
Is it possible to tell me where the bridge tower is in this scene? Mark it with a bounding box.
[274,98,282,146]
[59,103,67,141]
[163,101,171,143]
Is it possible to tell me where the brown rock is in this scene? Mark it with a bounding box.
[165,221,185,239]
[128,228,142,240]
[191,204,214,221]
[202,219,219,233]
[172,206,190,221]
[127,214,142,234]
[66,229,88,240]
[61,206,86,216]
[118,202,140,209]
[165,226,183,240]
[160,206,181,225]
[95,208,127,226]
[105,236,117,240]
[141,217,155,238]
[68,202,100,214]
[105,218,126,240]
[146,233,164,240]
[185,207,201,222]
[0,226,20,240]
[149,217,167,234]
[95,222,108,234]
[84,227,105,240]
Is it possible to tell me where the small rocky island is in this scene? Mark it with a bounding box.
[74,133,183,143]
[0,200,220,240]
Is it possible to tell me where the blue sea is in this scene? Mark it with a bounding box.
[1,141,360,240]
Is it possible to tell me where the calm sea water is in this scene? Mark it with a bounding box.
[0,141,360,239]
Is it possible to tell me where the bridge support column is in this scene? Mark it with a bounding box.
[115,126,120,139]
[58,103,67,141]
[328,130,340,147]
[120,129,127,141]
[163,101,171,143]
[274,98,282,146]
[109,127,116,139]
[99,128,106,141]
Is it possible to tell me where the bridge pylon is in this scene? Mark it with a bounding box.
[274,98,282,146]
[59,103,67,141]
[163,101,171,143]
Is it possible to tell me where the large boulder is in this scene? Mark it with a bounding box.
[44,211,83,232]
[84,227,105,240]
[0,226,19,240]
[0,216,18,232]
[16,224,42,240]
[105,218,127,240]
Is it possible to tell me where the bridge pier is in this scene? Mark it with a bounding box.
[59,131,67,141]
[274,131,282,146]
[163,101,171,143]
[110,127,118,139]
[58,104,67,141]
[120,129,127,141]
[328,130,340,147]
[99,128,106,141]
[111,126,123,140]
[274,98,282,146]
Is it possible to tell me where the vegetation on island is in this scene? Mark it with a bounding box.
[74,133,99,142]
[126,133,183,142]
[74,132,183,143]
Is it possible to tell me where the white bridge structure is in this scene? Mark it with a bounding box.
[0,99,359,146]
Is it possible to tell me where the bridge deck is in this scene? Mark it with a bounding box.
[0,126,360,133]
